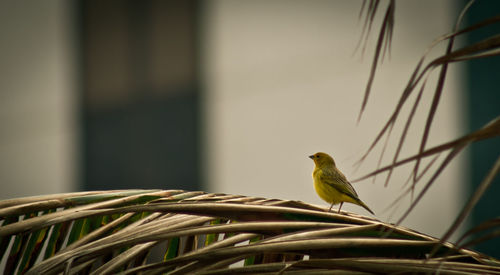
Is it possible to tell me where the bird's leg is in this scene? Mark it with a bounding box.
[328,203,334,212]
[338,202,343,213]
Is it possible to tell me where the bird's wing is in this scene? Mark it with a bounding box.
[320,169,359,199]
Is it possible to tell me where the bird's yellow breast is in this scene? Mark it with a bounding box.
[312,168,355,205]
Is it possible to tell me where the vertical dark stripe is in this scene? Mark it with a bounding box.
[78,0,201,192]
[464,0,500,258]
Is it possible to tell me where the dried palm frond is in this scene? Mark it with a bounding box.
[357,0,395,122]
[1,190,499,274]
[355,0,500,245]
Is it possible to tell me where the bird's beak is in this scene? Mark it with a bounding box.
[308,155,314,159]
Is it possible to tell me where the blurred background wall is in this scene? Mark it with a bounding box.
[202,0,466,239]
[0,0,498,257]
[464,0,500,258]
[0,0,78,198]
[79,0,200,191]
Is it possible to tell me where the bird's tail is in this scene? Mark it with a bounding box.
[356,199,374,215]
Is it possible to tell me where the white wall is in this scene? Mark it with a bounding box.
[0,1,77,199]
[202,0,467,238]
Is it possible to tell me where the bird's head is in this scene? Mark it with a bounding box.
[308,152,336,167]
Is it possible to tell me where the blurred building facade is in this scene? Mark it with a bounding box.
[465,0,500,259]
[0,1,78,198]
[79,0,200,191]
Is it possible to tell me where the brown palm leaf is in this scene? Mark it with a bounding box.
[355,0,500,248]
[1,190,499,274]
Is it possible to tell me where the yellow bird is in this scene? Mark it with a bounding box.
[309,152,374,215]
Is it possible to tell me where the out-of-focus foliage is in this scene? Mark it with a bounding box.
[355,0,500,251]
